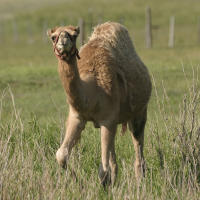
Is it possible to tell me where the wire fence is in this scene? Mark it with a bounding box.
[0,7,200,48]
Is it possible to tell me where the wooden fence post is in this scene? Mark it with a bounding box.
[60,21,64,26]
[168,16,175,48]
[98,15,103,25]
[42,20,48,43]
[145,6,152,48]
[27,20,34,44]
[198,17,200,44]
[79,18,85,46]
[12,19,19,43]
[119,17,125,25]
[0,22,3,44]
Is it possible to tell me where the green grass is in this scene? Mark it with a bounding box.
[1,0,200,199]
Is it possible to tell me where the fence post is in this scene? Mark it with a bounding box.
[27,20,34,44]
[98,15,103,25]
[42,20,48,43]
[198,17,200,44]
[79,18,85,46]
[145,6,152,48]
[12,19,19,43]
[60,21,64,26]
[0,22,3,44]
[119,17,125,25]
[168,16,175,48]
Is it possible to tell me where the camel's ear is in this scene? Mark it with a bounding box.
[75,26,80,35]
[47,27,58,38]
[73,26,80,38]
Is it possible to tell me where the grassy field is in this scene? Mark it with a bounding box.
[1,0,200,199]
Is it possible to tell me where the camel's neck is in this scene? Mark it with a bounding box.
[58,57,82,112]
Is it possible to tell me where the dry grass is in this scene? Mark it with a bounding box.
[0,68,200,199]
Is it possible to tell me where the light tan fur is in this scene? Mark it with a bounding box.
[47,22,152,186]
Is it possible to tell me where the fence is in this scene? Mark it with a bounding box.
[0,7,200,48]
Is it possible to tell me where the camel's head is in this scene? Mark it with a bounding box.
[47,26,80,61]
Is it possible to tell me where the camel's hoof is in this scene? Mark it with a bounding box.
[98,163,111,187]
[56,148,68,169]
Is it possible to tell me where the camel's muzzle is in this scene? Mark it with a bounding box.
[53,31,80,60]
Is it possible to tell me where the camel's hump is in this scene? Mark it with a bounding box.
[87,22,137,61]
[89,22,128,41]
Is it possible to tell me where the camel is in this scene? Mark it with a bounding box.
[47,22,152,186]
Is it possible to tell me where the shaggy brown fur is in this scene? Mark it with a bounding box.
[47,22,152,186]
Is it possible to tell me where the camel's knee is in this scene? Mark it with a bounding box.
[56,147,69,169]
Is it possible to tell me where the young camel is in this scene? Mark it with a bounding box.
[47,22,152,186]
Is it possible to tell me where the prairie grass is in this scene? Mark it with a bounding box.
[0,67,199,199]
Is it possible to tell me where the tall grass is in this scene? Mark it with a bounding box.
[0,67,199,199]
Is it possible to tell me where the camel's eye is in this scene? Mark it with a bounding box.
[51,36,56,42]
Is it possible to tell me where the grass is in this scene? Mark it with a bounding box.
[1,69,200,199]
[1,0,200,199]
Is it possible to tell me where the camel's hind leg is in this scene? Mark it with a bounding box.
[109,134,118,185]
[129,108,147,181]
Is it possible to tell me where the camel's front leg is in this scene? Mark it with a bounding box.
[99,124,117,186]
[56,109,85,168]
